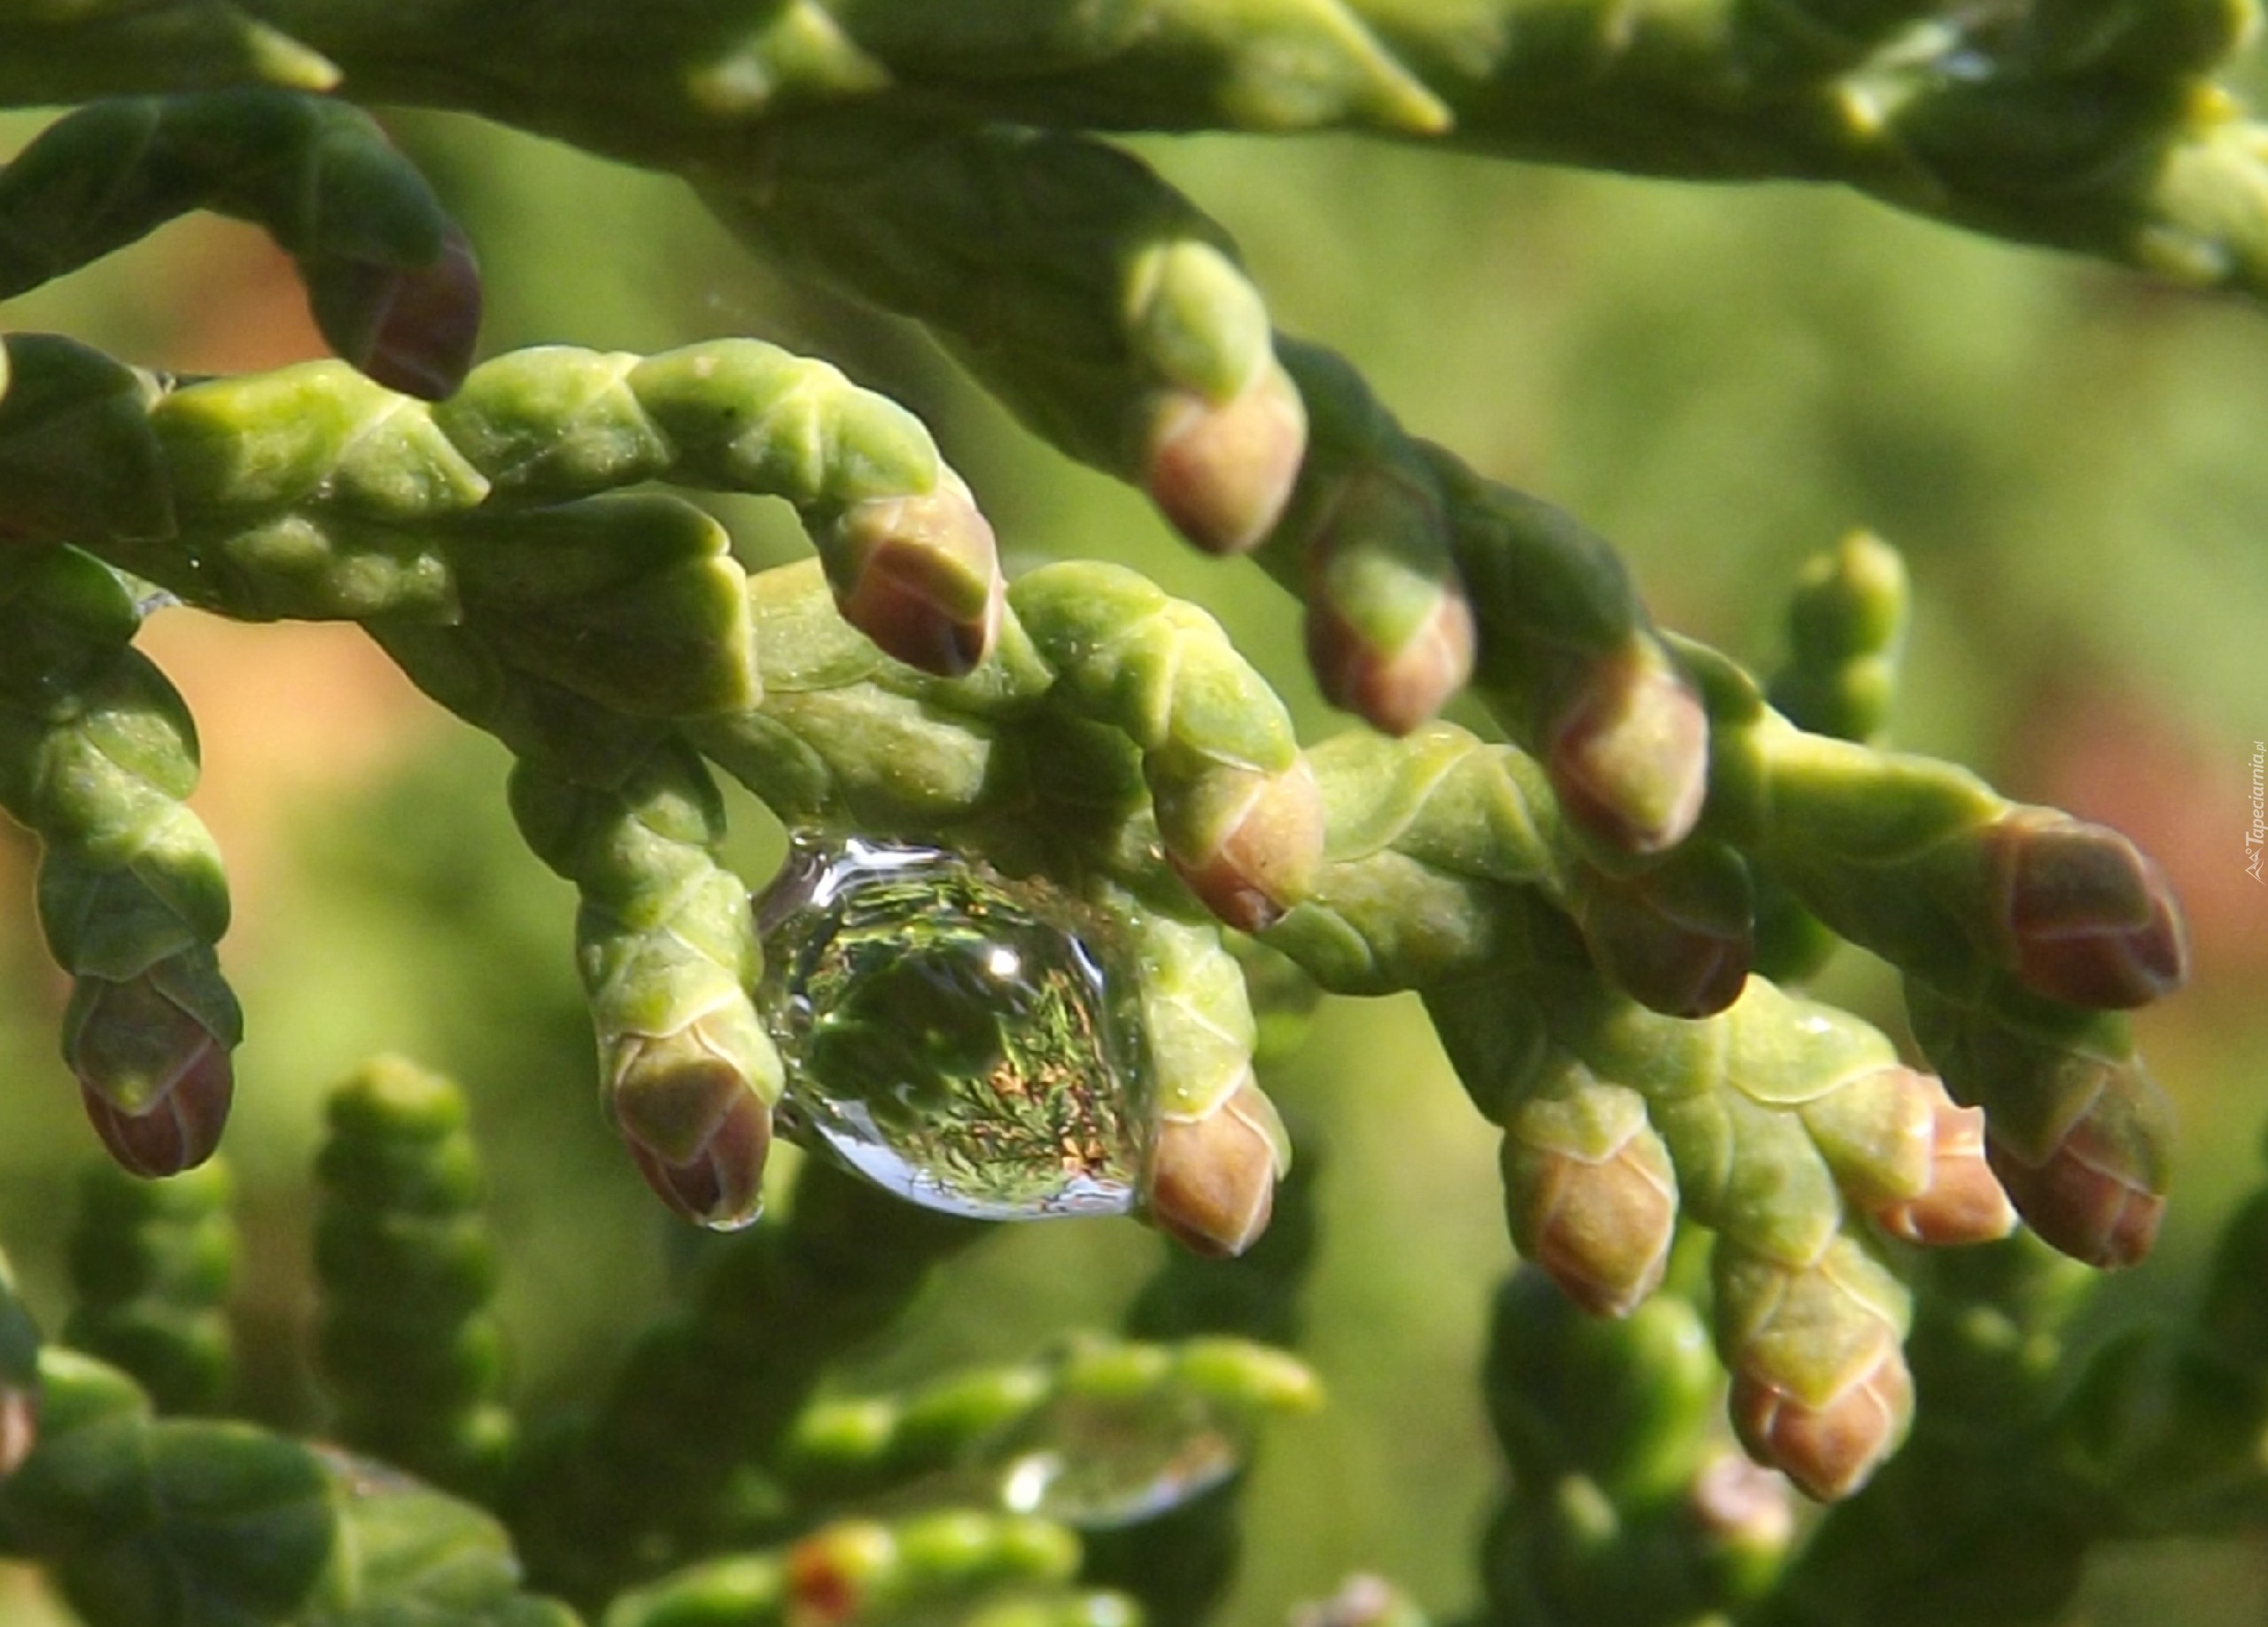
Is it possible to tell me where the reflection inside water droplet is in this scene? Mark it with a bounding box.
[996,1387,1247,1527]
[755,834,1153,1220]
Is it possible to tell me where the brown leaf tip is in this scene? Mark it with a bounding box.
[834,486,1005,677]
[1871,1094,2017,1248]
[610,1039,774,1231]
[0,1387,36,1478]
[1988,1129,2163,1269]
[325,226,485,401]
[1306,589,1476,736]
[1574,859,1754,1019]
[1984,809,2189,1009]
[1145,362,1307,557]
[71,977,237,1179]
[1730,1344,1913,1502]
[1147,1078,1285,1257]
[1545,644,1710,856]
[1505,1129,1678,1319]
[1167,760,1325,932]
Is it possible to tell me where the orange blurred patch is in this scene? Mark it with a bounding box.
[133,612,436,946]
[160,219,330,378]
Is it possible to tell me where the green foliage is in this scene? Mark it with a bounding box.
[0,3,2264,1624]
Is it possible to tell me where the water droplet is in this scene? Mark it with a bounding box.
[996,1386,1247,1527]
[755,835,1153,1220]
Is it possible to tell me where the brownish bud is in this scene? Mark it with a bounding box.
[67,970,236,1177]
[1978,809,2188,1010]
[1988,1125,2164,1269]
[0,1384,34,1477]
[1288,1575,1425,1627]
[1501,1114,1678,1319]
[1147,1076,1287,1257]
[1870,1095,2016,1248]
[1729,1343,1913,1502]
[1306,588,1476,737]
[1164,760,1325,931]
[1299,451,1472,735]
[785,1520,892,1627]
[1573,845,1753,1019]
[610,1029,775,1231]
[1689,1452,1798,1600]
[309,226,483,401]
[1144,361,1307,556]
[1544,641,1710,856]
[829,483,1004,676]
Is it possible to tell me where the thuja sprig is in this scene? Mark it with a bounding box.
[1679,636,2187,1264]
[63,1157,236,1416]
[0,1346,579,1627]
[773,1335,1320,1514]
[1734,1124,2268,1627]
[0,329,1000,673]
[568,538,2151,1498]
[681,557,2060,1495]
[1747,1235,2103,1627]
[0,540,239,1179]
[598,1509,1107,1627]
[12,2,2264,311]
[0,321,2194,1503]
[0,88,480,398]
[0,325,1011,1206]
[506,737,784,1234]
[314,1055,516,1501]
[1479,1261,1795,1627]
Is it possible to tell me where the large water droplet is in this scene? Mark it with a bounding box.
[996,1385,1247,1527]
[756,835,1153,1220]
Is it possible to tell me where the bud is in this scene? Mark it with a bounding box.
[1543,639,1710,856]
[1147,1076,1287,1257]
[1161,759,1324,932]
[0,1383,32,1477]
[1688,1452,1797,1603]
[1144,360,1307,557]
[1902,975,2171,1266]
[0,1249,36,1480]
[66,961,237,1178]
[1979,808,2188,1010]
[1728,1341,1913,1503]
[1500,1084,1678,1318]
[1287,1575,1427,1627]
[1870,1094,2016,1248]
[1301,463,1474,736]
[608,1015,777,1231]
[307,225,484,402]
[827,479,1004,676]
[1573,844,1753,1018]
[1769,529,1908,745]
[1716,1237,1911,1501]
[1987,1102,2166,1270]
[788,1520,897,1626]
[1306,587,1476,738]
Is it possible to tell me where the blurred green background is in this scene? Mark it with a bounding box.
[4,90,2267,1623]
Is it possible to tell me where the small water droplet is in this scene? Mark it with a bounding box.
[755,835,1153,1221]
[996,1387,1247,1527]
